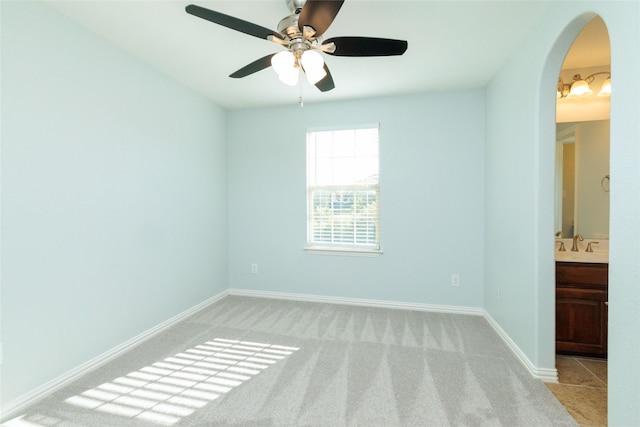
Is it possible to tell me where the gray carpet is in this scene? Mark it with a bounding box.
[4,296,577,426]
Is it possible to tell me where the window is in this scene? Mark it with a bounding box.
[306,125,380,254]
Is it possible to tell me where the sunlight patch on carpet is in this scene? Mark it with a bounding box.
[63,338,299,425]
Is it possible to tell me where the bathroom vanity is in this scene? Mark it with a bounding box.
[556,261,608,357]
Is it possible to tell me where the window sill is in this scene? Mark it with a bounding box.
[304,246,383,257]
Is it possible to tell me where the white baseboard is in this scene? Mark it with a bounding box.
[482,311,558,383]
[228,288,485,316]
[229,288,557,383]
[0,290,229,422]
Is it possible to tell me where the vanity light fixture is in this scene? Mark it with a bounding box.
[598,76,611,97]
[568,77,593,97]
[557,71,611,99]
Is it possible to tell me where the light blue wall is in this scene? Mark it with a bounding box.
[1,2,228,405]
[484,2,640,424]
[3,1,639,425]
[228,92,485,307]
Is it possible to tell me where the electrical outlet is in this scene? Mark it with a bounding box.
[251,263,258,274]
[451,274,460,287]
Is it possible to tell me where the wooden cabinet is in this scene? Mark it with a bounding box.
[556,262,608,358]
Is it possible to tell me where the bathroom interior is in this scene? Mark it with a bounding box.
[549,15,610,426]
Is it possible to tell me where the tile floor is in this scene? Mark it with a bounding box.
[546,355,607,426]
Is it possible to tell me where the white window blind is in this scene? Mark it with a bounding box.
[306,125,380,252]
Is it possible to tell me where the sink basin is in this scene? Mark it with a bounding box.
[555,238,609,263]
[556,250,608,263]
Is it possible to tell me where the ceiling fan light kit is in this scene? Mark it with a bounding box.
[272,51,299,86]
[185,0,407,99]
[300,50,327,84]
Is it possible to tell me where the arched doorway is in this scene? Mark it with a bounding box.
[543,14,611,426]
[555,16,610,357]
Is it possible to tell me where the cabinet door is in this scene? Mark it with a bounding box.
[556,287,607,356]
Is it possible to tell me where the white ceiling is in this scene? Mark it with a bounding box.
[45,1,606,110]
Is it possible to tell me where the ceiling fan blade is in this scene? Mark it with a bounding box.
[229,54,276,78]
[186,4,283,41]
[315,63,335,92]
[324,37,408,57]
[298,0,345,38]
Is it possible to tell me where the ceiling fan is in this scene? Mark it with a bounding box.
[185,0,408,92]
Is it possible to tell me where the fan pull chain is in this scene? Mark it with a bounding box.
[298,73,304,108]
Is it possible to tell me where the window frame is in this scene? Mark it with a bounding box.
[304,124,382,257]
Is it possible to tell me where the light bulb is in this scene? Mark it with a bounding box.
[597,77,611,97]
[271,51,299,86]
[301,50,327,85]
[567,79,593,98]
[278,68,299,86]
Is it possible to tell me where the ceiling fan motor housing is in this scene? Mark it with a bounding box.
[281,0,307,39]
[277,10,321,53]
[286,0,306,14]
[277,14,302,39]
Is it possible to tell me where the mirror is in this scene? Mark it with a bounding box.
[555,16,610,240]
[555,120,609,238]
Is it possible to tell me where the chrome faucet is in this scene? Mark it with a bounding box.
[571,234,584,252]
